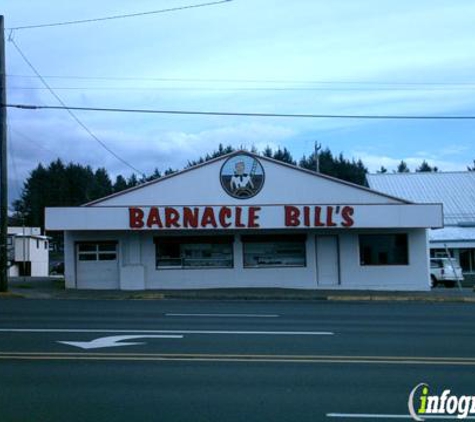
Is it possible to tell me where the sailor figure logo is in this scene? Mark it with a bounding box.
[220,154,265,199]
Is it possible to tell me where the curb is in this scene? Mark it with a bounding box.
[3,290,475,303]
[326,295,475,303]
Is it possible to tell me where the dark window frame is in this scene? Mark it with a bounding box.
[358,233,409,266]
[76,241,118,262]
[154,236,234,270]
[242,234,307,269]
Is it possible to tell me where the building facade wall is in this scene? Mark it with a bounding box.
[63,228,430,291]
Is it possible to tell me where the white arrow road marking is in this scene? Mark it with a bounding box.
[57,334,184,350]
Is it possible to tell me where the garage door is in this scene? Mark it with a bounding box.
[76,241,119,289]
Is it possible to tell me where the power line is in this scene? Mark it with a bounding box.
[6,103,475,120]
[7,73,475,86]
[11,127,61,158]
[6,0,232,31]
[7,85,475,92]
[9,38,145,176]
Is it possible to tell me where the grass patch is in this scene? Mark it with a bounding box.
[0,291,24,299]
[128,293,165,300]
[53,279,65,290]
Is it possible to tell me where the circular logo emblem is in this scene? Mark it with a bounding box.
[220,154,265,199]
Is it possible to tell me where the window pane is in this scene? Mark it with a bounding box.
[98,253,117,261]
[182,243,233,268]
[359,234,408,266]
[157,242,182,267]
[98,243,117,252]
[156,238,233,268]
[78,244,97,252]
[78,253,97,261]
[243,240,306,267]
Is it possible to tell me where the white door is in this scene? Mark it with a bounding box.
[76,242,119,289]
[316,236,340,286]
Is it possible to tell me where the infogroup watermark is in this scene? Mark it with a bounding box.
[409,383,475,420]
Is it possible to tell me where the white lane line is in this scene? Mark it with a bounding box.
[327,413,475,419]
[0,328,333,335]
[165,313,279,318]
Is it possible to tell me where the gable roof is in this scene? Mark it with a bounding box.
[86,150,409,206]
[367,171,475,225]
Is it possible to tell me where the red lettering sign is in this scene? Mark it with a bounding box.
[285,206,300,227]
[341,206,355,227]
[129,205,356,230]
[146,207,162,228]
[129,207,144,228]
[314,206,325,227]
[183,207,199,228]
[165,207,181,228]
[201,207,218,228]
[235,207,245,228]
[248,207,261,228]
[219,207,232,228]
[326,206,337,227]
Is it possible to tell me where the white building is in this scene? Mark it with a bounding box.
[368,171,475,284]
[45,152,442,291]
[7,227,49,277]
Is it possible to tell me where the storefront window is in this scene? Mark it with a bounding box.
[359,234,408,266]
[155,237,233,269]
[242,235,306,268]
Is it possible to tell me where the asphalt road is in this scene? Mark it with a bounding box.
[1,299,475,421]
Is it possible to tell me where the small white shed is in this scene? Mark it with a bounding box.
[7,227,49,277]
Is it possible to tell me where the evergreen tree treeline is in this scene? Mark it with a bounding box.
[14,144,457,229]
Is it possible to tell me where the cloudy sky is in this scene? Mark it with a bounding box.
[3,0,475,203]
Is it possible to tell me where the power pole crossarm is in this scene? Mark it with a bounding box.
[314,141,321,173]
[0,15,8,292]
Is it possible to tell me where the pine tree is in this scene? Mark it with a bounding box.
[396,161,410,173]
[416,160,438,172]
[127,174,139,188]
[272,147,296,165]
[113,175,128,192]
[262,146,273,158]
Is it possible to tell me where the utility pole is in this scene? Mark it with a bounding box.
[314,141,321,173]
[0,15,8,292]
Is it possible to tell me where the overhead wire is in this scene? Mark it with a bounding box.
[9,38,146,177]
[7,73,475,86]
[6,103,475,120]
[6,0,232,31]
[10,128,62,158]
[6,85,475,92]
